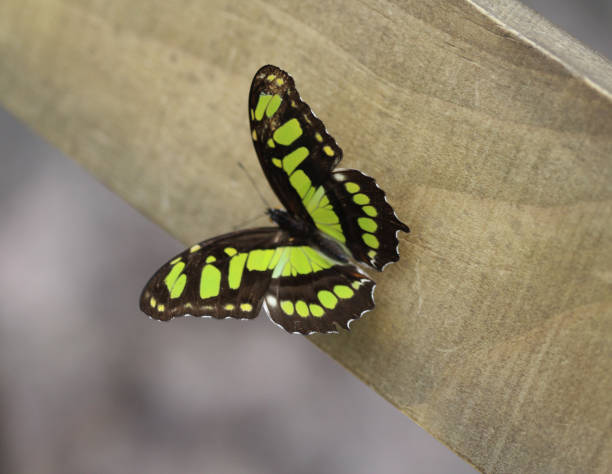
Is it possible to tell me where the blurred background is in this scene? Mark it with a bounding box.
[0,1,609,473]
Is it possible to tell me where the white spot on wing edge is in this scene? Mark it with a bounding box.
[371,174,409,271]
[147,308,255,322]
[346,279,376,330]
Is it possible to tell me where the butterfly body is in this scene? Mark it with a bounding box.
[140,65,409,334]
[266,208,310,237]
[267,208,349,264]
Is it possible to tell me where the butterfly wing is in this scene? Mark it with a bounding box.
[249,65,341,225]
[265,262,375,335]
[324,169,409,270]
[140,227,375,333]
[140,227,290,321]
[249,65,408,271]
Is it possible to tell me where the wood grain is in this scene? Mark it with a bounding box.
[1,1,610,472]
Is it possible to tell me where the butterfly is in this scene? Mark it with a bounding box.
[140,65,409,334]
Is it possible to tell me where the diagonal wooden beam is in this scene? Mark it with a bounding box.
[1,1,610,472]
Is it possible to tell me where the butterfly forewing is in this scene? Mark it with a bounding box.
[140,228,291,321]
[249,65,342,226]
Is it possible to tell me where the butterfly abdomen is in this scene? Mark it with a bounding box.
[310,232,349,264]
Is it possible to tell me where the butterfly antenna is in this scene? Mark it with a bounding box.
[231,212,268,231]
[237,162,271,209]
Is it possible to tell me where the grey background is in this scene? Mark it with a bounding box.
[0,2,609,473]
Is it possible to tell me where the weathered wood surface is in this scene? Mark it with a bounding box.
[1,0,610,472]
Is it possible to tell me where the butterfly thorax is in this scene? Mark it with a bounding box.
[267,208,310,236]
[267,208,348,264]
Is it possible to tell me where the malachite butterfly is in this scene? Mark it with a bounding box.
[140,65,409,334]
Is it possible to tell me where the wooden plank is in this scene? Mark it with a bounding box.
[1,0,610,472]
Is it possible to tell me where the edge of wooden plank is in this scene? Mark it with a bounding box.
[471,0,612,98]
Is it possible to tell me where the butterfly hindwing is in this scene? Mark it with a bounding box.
[326,169,409,270]
[266,263,375,334]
